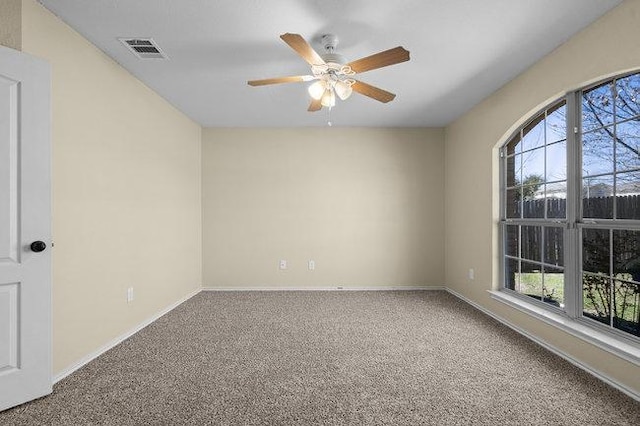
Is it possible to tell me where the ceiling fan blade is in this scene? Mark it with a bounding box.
[248,75,313,86]
[352,80,396,103]
[308,98,322,112]
[280,33,326,66]
[347,46,410,74]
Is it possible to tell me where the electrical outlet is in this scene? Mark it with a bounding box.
[127,287,134,302]
[468,268,475,280]
[308,260,315,271]
[279,260,287,270]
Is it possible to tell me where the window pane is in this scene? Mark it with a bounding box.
[546,181,566,218]
[615,120,640,173]
[613,230,640,282]
[546,102,567,144]
[546,141,566,182]
[612,280,640,337]
[616,171,640,220]
[506,154,521,188]
[505,225,519,258]
[521,226,541,262]
[521,147,545,183]
[583,82,614,132]
[520,169,545,218]
[544,226,564,266]
[522,194,544,218]
[582,127,614,177]
[543,266,564,308]
[505,257,520,291]
[583,272,611,326]
[583,175,614,219]
[615,73,640,122]
[583,228,610,274]
[521,261,543,300]
[506,188,521,218]
[522,116,545,151]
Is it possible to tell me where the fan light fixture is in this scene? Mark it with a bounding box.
[320,87,336,107]
[308,80,326,100]
[308,79,353,104]
[334,80,353,100]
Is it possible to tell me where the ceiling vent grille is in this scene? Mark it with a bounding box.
[119,38,168,60]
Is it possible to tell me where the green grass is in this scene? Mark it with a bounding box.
[517,273,564,304]
[515,272,639,335]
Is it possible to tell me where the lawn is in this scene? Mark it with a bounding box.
[515,272,639,336]
[517,272,564,305]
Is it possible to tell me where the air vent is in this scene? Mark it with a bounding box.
[119,38,168,60]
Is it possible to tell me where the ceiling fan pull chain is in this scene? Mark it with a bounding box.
[327,107,333,127]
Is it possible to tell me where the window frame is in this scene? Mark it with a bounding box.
[499,72,640,345]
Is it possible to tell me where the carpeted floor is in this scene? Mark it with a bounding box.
[2,290,639,425]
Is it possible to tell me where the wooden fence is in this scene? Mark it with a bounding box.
[509,195,640,270]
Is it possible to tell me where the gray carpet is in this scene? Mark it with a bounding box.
[2,291,639,425]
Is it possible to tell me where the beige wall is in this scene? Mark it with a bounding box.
[444,0,640,393]
[202,128,444,289]
[0,0,22,50]
[19,0,202,375]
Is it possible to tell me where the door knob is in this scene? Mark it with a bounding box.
[30,241,47,253]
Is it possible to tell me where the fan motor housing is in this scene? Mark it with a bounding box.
[321,52,348,65]
[320,34,347,65]
[321,34,339,51]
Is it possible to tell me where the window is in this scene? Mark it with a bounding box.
[503,101,567,308]
[500,71,640,340]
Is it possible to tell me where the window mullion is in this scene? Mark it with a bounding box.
[499,147,506,290]
[564,91,581,318]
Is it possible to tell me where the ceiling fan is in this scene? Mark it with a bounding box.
[248,33,410,112]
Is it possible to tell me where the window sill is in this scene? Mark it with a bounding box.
[488,290,640,366]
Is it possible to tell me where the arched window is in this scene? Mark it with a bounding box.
[500,71,640,340]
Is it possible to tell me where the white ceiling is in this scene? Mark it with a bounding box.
[38,0,621,127]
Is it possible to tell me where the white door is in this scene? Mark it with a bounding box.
[0,45,52,411]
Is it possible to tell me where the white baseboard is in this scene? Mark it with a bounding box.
[53,288,201,384]
[445,288,640,402]
[202,285,445,292]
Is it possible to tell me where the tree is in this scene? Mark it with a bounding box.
[582,228,640,336]
[582,77,640,174]
[516,174,544,200]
